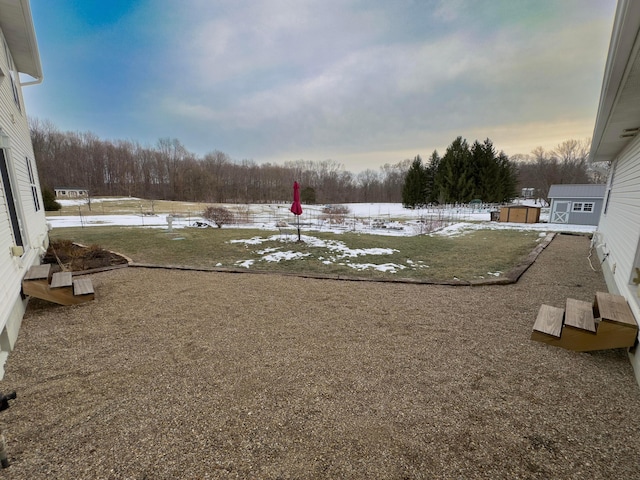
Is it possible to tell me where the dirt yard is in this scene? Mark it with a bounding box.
[2,234,640,479]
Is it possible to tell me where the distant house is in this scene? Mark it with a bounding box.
[521,187,535,199]
[0,1,47,377]
[54,187,88,198]
[548,184,606,226]
[589,0,640,384]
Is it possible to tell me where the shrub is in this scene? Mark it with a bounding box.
[202,206,235,228]
[321,204,350,224]
[42,187,61,211]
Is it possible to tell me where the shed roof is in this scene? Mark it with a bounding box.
[0,0,42,81]
[548,184,607,199]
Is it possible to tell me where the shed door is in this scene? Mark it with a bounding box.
[551,201,571,223]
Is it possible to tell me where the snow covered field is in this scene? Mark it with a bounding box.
[49,197,596,237]
[48,197,595,276]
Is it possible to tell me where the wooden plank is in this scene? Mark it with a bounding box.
[50,271,72,289]
[565,298,596,333]
[532,304,564,337]
[595,292,637,327]
[22,278,92,306]
[534,318,637,352]
[23,263,51,281]
[73,278,94,296]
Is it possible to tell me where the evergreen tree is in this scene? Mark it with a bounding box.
[402,155,427,208]
[425,150,440,204]
[471,139,498,202]
[435,137,473,203]
[496,151,518,202]
[42,186,61,211]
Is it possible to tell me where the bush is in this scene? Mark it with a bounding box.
[202,206,235,228]
[42,187,61,211]
[321,204,350,224]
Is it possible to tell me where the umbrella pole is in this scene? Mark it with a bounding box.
[297,215,301,241]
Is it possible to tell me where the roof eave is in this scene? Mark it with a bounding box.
[589,0,640,163]
[0,0,43,83]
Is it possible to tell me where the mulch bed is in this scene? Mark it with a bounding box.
[42,240,129,273]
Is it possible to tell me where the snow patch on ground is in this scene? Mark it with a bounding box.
[48,200,596,274]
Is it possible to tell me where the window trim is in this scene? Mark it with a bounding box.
[572,201,595,213]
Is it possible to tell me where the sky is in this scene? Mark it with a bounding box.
[23,0,617,173]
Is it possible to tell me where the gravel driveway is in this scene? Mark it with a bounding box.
[1,233,639,479]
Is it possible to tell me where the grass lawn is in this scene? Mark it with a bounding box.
[49,226,542,282]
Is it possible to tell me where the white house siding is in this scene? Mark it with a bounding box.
[595,134,640,384]
[0,21,47,377]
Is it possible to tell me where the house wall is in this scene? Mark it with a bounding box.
[594,133,640,385]
[0,26,48,377]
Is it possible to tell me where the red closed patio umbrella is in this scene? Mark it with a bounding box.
[290,181,303,241]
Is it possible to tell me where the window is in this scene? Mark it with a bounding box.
[0,149,24,247]
[26,157,40,211]
[572,202,594,213]
[3,40,21,111]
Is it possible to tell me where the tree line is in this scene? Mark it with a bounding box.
[30,119,409,205]
[31,119,605,206]
[402,137,518,207]
[513,139,608,202]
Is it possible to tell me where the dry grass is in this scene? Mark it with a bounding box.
[2,234,640,479]
[49,227,541,282]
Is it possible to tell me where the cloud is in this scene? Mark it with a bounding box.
[28,0,617,172]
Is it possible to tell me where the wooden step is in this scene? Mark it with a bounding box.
[50,271,73,289]
[532,292,638,352]
[594,292,637,328]
[565,298,596,333]
[532,304,564,338]
[22,265,95,306]
[73,278,94,297]
[23,264,51,281]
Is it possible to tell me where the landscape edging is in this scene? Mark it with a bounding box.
[125,232,559,286]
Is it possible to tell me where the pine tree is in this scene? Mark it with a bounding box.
[436,137,472,203]
[472,139,498,202]
[402,155,427,208]
[425,150,440,204]
[496,151,518,202]
[42,186,61,211]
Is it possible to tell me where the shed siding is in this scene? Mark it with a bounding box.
[567,198,604,226]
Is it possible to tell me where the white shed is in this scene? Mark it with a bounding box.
[0,0,47,377]
[589,0,640,385]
